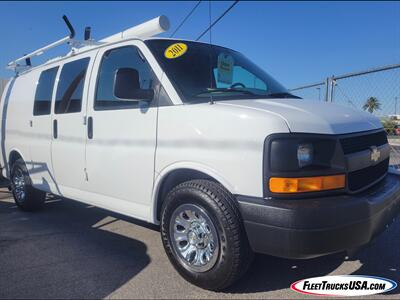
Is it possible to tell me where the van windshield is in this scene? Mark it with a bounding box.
[145,39,298,103]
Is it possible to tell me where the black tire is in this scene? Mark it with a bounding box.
[160,179,253,291]
[10,158,45,211]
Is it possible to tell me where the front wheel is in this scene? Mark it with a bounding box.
[160,180,253,291]
[10,158,45,211]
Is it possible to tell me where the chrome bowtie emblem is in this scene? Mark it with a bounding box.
[370,146,381,163]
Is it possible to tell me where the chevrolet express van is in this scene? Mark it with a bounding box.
[1,16,399,290]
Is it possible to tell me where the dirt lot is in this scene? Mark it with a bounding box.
[0,187,399,299]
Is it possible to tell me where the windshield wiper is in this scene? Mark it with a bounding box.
[266,92,301,99]
[194,88,258,97]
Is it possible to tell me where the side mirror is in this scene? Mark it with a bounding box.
[113,68,154,101]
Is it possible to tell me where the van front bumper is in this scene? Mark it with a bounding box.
[237,173,400,259]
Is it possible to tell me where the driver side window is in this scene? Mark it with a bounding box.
[95,46,156,110]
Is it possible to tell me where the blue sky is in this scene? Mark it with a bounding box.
[0,1,399,90]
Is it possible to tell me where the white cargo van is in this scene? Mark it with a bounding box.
[1,16,399,290]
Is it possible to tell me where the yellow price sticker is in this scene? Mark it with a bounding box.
[164,43,188,59]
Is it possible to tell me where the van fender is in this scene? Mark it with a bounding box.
[151,161,236,224]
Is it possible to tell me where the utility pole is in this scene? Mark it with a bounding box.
[395,96,398,115]
[316,87,321,101]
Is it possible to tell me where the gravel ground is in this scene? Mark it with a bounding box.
[0,188,399,299]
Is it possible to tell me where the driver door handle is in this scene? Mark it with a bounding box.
[87,116,93,139]
[53,119,58,139]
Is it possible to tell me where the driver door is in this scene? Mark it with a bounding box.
[84,42,159,220]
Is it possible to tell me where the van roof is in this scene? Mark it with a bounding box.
[11,37,213,78]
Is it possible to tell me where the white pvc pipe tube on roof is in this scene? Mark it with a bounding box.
[100,15,170,43]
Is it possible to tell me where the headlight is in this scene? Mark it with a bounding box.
[264,134,346,195]
[297,143,313,168]
[268,136,340,172]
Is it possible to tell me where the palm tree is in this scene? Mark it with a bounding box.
[363,97,381,113]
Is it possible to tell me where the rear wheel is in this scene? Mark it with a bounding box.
[160,179,253,291]
[10,158,45,211]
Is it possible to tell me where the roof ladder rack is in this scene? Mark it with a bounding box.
[6,15,170,74]
[7,15,76,73]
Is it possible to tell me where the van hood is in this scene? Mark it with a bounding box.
[217,98,383,135]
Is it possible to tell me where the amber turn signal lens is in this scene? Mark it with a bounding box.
[269,175,345,193]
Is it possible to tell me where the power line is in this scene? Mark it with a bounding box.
[170,0,202,38]
[195,0,239,41]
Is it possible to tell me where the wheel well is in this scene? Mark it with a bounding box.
[155,169,218,222]
[9,151,22,169]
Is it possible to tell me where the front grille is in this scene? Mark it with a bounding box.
[340,131,388,155]
[348,158,389,191]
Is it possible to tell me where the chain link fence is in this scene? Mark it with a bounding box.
[289,63,400,168]
[289,80,328,102]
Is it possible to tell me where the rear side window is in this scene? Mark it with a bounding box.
[55,58,90,114]
[33,67,58,116]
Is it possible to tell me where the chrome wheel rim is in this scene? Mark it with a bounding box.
[169,204,219,272]
[12,169,26,202]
